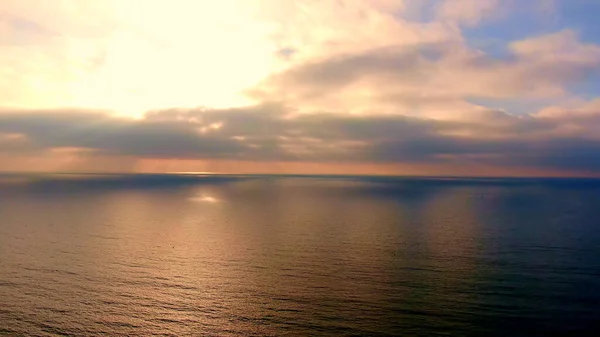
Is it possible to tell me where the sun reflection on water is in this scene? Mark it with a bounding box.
[189,195,220,203]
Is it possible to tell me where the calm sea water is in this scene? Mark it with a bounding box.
[1,174,599,336]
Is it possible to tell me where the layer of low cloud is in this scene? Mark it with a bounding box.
[2,98,600,174]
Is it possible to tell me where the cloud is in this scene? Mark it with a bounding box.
[1,0,600,176]
[435,0,501,26]
[0,108,251,159]
[2,98,600,174]
[0,0,116,108]
[251,29,600,117]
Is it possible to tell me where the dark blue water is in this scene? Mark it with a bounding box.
[1,174,599,336]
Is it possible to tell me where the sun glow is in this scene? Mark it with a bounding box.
[189,194,221,203]
[65,0,278,117]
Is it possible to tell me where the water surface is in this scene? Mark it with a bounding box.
[1,174,599,336]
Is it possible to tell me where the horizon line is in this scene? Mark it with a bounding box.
[1,171,600,180]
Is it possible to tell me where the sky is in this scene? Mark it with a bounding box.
[1,0,600,176]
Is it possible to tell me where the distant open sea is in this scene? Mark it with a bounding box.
[1,173,599,336]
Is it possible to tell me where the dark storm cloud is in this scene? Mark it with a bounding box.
[2,104,600,173]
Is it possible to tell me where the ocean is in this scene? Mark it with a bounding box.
[1,174,599,336]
